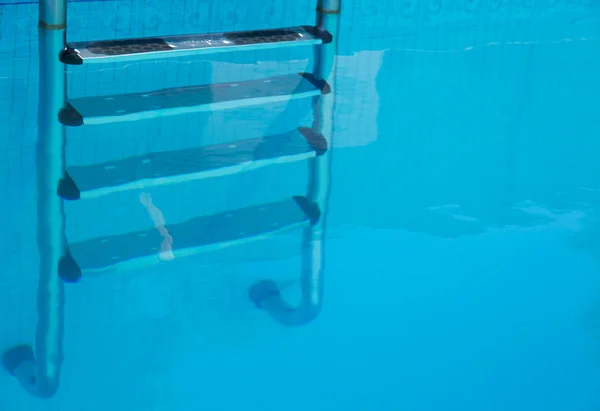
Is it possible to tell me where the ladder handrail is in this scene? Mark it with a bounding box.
[252,216,327,326]
[31,27,71,398]
[39,0,66,29]
[318,0,341,14]
[1,26,69,399]
[248,10,338,327]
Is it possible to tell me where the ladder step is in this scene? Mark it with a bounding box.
[59,26,332,65]
[59,73,330,126]
[67,196,320,275]
[60,128,327,200]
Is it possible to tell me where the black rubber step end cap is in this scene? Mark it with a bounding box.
[58,253,82,283]
[299,73,331,94]
[2,345,34,376]
[57,173,81,201]
[293,195,321,225]
[59,47,83,65]
[298,127,328,156]
[58,103,84,127]
[249,280,281,309]
[301,26,333,44]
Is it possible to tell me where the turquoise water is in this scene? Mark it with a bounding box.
[2,0,600,410]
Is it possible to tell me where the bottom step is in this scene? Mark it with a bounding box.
[68,196,319,275]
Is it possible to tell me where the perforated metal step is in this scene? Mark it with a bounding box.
[59,26,332,64]
[59,73,330,126]
[59,127,327,200]
[67,196,320,275]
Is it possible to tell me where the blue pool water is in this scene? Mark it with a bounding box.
[2,0,600,409]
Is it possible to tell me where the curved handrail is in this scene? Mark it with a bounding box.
[249,223,325,326]
[2,26,72,399]
[248,8,338,327]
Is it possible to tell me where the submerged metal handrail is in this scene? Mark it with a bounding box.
[2,1,72,398]
[248,9,339,326]
[318,0,341,14]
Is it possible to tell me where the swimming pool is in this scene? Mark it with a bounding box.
[1,0,600,409]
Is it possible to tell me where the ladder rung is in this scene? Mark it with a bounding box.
[59,128,327,200]
[59,73,330,126]
[60,26,332,65]
[66,196,320,276]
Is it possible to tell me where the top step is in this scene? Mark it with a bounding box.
[60,26,332,65]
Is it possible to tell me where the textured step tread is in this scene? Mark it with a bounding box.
[60,73,330,126]
[69,197,316,273]
[63,128,327,199]
[60,26,332,64]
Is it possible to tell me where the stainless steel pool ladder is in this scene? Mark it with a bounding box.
[2,0,340,399]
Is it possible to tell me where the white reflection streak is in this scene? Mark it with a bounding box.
[389,36,597,54]
[139,192,175,261]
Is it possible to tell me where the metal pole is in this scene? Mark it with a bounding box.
[39,0,67,29]
[317,0,341,14]
[3,4,68,396]
[32,25,68,398]
[248,9,339,326]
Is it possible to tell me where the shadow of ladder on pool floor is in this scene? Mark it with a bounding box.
[2,0,340,400]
